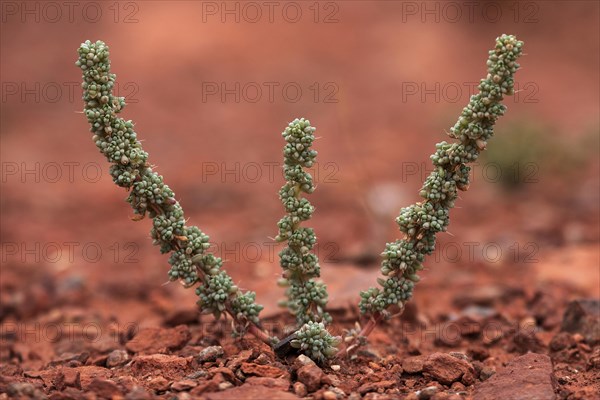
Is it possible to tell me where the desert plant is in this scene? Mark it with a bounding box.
[351,34,524,346]
[275,118,331,326]
[76,34,523,362]
[75,40,269,343]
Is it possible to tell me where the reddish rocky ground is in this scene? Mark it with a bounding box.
[1,252,599,399]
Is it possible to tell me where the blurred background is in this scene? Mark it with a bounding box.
[1,0,598,366]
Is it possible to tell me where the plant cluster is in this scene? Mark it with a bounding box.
[77,34,523,362]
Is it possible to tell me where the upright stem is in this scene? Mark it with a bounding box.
[276,119,331,326]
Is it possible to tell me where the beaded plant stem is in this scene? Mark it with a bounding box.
[273,119,340,363]
[275,118,331,326]
[346,34,524,354]
[75,40,269,344]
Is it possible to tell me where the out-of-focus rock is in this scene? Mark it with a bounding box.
[106,349,129,368]
[296,363,323,392]
[529,291,561,329]
[293,381,308,397]
[473,353,556,400]
[245,376,290,390]
[74,366,112,391]
[125,386,153,400]
[170,379,197,391]
[357,380,396,395]
[479,366,496,381]
[147,376,170,392]
[240,362,290,379]
[86,378,122,398]
[549,332,576,352]
[204,384,299,400]
[126,325,191,354]
[561,299,600,344]
[130,354,190,380]
[402,356,426,374]
[423,353,475,386]
[197,346,224,363]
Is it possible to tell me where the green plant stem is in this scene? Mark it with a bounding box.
[354,34,524,347]
[76,40,269,344]
[276,119,331,326]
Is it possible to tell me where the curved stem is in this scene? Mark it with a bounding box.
[247,323,272,345]
[76,40,265,343]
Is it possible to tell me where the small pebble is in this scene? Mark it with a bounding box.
[106,349,129,368]
[479,366,496,381]
[293,382,308,397]
[197,346,224,363]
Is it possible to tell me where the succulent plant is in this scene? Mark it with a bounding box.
[358,34,524,326]
[76,34,524,362]
[290,321,341,363]
[76,40,266,339]
[275,118,331,326]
